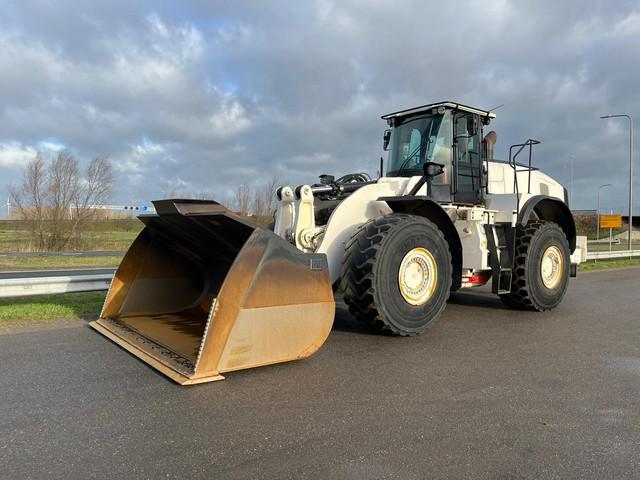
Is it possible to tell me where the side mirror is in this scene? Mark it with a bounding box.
[424,161,445,178]
[383,129,391,151]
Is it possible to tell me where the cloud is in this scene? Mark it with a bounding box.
[0,0,639,214]
[0,142,38,167]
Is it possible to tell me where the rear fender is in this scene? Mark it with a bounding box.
[518,195,576,252]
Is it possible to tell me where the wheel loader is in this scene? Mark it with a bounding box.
[91,101,581,384]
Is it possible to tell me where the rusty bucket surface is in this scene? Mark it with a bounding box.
[90,199,335,385]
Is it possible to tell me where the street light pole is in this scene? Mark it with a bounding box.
[600,114,634,250]
[597,183,611,240]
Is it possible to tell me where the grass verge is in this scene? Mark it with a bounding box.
[0,291,106,329]
[580,257,640,272]
[0,219,141,253]
[0,255,122,271]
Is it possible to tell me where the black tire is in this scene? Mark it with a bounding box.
[501,221,570,311]
[340,214,452,335]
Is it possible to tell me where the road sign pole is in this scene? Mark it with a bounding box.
[597,184,611,241]
[609,210,613,253]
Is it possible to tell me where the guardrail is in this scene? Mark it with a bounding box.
[587,238,621,245]
[586,250,640,260]
[0,248,638,300]
[0,251,124,258]
[0,269,115,298]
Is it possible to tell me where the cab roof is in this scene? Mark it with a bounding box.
[381,101,497,121]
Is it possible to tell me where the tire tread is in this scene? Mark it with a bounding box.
[501,220,568,311]
[341,214,451,335]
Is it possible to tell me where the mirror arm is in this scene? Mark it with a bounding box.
[408,176,428,196]
[407,162,444,197]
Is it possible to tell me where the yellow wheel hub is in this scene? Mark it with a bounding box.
[398,247,437,305]
[540,245,564,289]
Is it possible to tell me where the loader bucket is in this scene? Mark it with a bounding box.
[90,199,335,385]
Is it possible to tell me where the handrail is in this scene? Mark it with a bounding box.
[508,139,541,216]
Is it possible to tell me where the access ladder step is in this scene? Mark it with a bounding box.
[483,222,516,295]
[494,268,512,295]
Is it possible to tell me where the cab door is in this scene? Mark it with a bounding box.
[453,112,483,205]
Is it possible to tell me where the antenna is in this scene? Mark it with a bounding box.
[488,103,505,113]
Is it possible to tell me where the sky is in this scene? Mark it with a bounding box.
[1,0,640,215]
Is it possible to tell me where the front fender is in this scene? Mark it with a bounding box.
[378,196,463,291]
[316,180,407,284]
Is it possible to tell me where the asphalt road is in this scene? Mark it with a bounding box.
[1,269,639,479]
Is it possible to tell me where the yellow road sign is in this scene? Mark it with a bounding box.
[599,214,622,229]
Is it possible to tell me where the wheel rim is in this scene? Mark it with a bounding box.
[398,247,438,305]
[540,245,564,289]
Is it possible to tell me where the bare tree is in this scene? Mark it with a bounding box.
[233,182,251,216]
[251,176,279,218]
[172,177,279,217]
[192,191,216,201]
[9,151,114,251]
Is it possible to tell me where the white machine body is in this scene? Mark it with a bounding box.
[274,161,581,285]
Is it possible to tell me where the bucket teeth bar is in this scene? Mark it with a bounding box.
[91,199,335,385]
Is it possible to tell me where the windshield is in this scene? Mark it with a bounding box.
[386,112,452,182]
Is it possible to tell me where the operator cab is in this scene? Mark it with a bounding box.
[382,101,496,205]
